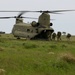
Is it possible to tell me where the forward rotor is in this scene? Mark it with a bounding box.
[0,9,75,19]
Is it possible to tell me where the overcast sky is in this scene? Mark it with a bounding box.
[0,0,75,35]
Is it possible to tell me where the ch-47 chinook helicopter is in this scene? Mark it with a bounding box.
[12,11,54,40]
[0,10,75,40]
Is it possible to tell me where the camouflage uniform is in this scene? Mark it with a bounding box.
[66,33,71,40]
[57,32,61,41]
[52,33,56,40]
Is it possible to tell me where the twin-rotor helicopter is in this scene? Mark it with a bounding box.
[0,10,75,40]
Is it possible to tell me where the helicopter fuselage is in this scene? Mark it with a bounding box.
[12,22,54,39]
[12,13,54,40]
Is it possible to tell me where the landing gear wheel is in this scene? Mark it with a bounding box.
[17,37,20,39]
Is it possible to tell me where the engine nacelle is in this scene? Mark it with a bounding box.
[31,21,37,27]
[50,22,53,26]
[16,18,23,23]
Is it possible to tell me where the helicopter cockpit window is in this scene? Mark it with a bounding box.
[36,29,38,33]
[27,29,30,32]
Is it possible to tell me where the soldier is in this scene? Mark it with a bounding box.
[57,31,61,41]
[52,32,56,40]
[66,33,71,41]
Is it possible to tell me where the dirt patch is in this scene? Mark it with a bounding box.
[58,52,75,64]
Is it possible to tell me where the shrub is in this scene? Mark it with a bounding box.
[50,45,57,49]
[22,43,38,49]
[59,52,75,64]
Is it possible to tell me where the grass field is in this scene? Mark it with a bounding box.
[0,34,75,75]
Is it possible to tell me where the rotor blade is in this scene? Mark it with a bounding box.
[0,16,17,19]
[17,12,26,18]
[27,10,75,13]
[48,10,75,13]
[20,17,38,19]
[0,10,74,14]
[0,10,31,12]
[0,16,38,19]
[0,17,11,19]
[0,10,75,13]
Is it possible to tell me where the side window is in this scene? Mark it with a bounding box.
[36,29,38,33]
[27,29,30,32]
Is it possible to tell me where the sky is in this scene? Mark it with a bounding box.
[0,0,75,35]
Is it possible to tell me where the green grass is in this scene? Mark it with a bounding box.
[0,34,75,75]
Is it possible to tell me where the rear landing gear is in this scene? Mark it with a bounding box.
[32,30,53,40]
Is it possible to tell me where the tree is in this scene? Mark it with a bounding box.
[62,32,66,35]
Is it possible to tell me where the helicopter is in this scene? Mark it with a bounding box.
[0,10,75,40]
[12,11,54,40]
